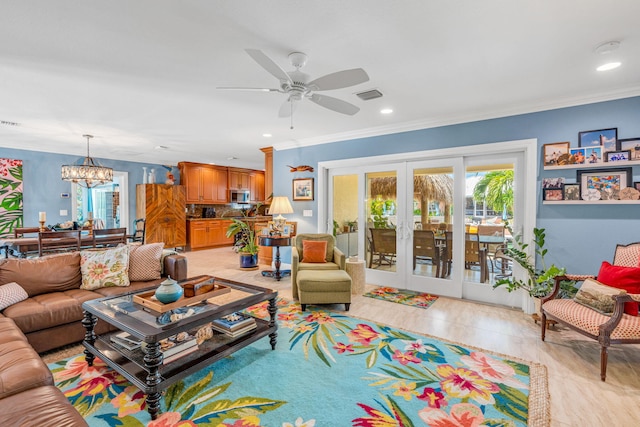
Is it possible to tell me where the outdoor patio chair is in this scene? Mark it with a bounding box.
[368,228,396,268]
[413,229,441,277]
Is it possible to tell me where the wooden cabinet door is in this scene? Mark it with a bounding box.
[188,220,209,249]
[183,166,202,203]
[139,184,186,248]
[213,167,229,203]
[200,167,217,203]
[250,171,265,202]
[218,220,234,245]
[229,168,250,190]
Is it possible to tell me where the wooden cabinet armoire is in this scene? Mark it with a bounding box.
[136,184,186,249]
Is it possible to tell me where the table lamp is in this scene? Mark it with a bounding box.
[268,196,293,235]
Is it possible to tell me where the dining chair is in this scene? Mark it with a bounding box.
[93,227,128,247]
[38,230,81,256]
[127,218,146,243]
[14,226,46,238]
[368,228,396,268]
[413,229,441,277]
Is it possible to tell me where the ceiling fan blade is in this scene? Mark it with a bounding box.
[245,49,292,84]
[216,86,281,92]
[278,98,298,118]
[308,68,369,91]
[310,94,360,115]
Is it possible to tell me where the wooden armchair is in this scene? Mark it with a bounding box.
[38,230,81,256]
[540,242,640,381]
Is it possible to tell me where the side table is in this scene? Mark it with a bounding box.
[345,259,366,294]
[258,236,291,281]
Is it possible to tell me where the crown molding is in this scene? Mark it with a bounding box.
[273,87,640,151]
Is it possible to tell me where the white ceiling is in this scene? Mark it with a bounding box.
[1,1,639,171]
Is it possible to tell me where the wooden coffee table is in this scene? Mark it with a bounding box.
[81,278,277,420]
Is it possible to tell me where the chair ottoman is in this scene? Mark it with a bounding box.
[296,269,352,311]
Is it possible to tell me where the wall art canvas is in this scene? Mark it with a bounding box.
[0,158,23,237]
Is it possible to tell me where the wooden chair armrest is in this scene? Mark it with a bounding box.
[599,294,635,339]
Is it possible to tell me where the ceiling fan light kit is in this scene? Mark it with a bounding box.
[219,49,370,127]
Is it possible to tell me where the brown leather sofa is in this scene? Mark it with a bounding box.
[0,249,187,352]
[0,247,188,425]
[0,317,88,426]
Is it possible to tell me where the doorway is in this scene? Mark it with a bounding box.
[71,171,129,232]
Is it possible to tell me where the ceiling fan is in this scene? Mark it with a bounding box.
[218,49,369,122]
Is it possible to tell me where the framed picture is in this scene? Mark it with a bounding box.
[618,138,640,160]
[543,187,563,201]
[542,177,565,188]
[578,128,617,157]
[569,147,586,164]
[563,183,581,200]
[282,224,292,237]
[543,141,570,166]
[606,150,630,162]
[577,167,632,201]
[292,178,314,201]
[583,146,603,164]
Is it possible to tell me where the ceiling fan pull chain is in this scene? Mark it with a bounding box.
[290,99,294,130]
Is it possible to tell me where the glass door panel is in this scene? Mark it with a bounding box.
[332,174,359,257]
[365,170,398,273]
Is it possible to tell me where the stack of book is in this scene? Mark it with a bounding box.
[159,333,198,364]
[212,312,257,338]
[111,332,142,351]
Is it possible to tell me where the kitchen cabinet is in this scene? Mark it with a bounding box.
[250,171,265,202]
[136,184,186,249]
[178,162,228,204]
[228,168,251,190]
[187,219,234,250]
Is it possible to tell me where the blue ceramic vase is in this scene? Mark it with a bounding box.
[155,276,183,304]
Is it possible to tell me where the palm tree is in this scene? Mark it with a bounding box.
[472,170,514,217]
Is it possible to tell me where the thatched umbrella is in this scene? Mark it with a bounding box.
[369,175,454,225]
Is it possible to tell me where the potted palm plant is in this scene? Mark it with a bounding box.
[225,218,260,269]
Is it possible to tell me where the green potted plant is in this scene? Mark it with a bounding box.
[225,217,259,269]
[494,223,576,302]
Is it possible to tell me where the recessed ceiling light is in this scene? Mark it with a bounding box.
[263,133,272,138]
[227,156,238,160]
[154,145,168,150]
[594,40,620,55]
[380,108,393,114]
[597,62,621,71]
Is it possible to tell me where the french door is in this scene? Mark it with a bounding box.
[323,139,536,308]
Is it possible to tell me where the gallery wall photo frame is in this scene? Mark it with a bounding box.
[292,177,314,201]
[542,187,563,201]
[606,150,631,162]
[576,167,632,200]
[618,138,640,160]
[578,128,617,157]
[569,147,586,164]
[543,141,570,166]
[562,183,581,200]
[583,146,603,164]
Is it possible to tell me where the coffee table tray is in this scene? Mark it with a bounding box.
[133,277,230,313]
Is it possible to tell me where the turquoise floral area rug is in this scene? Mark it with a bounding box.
[363,286,439,309]
[49,299,549,426]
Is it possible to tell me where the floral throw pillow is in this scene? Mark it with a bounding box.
[80,245,130,290]
[574,278,626,315]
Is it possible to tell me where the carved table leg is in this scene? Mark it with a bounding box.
[143,341,164,420]
[81,310,97,366]
[268,297,278,350]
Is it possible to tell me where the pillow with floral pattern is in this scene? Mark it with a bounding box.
[80,245,130,290]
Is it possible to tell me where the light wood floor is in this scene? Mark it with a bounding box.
[185,247,640,427]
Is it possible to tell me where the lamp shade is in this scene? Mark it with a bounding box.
[268,196,293,215]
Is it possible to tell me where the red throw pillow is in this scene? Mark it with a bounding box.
[302,240,327,263]
[597,261,640,316]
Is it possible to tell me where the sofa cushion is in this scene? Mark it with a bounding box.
[80,245,130,290]
[0,281,28,310]
[0,386,88,426]
[574,278,626,315]
[302,240,328,263]
[128,243,164,281]
[3,289,100,334]
[0,318,53,399]
[597,261,640,316]
[0,252,82,297]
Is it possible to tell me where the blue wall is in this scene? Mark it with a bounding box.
[0,147,170,230]
[273,96,640,275]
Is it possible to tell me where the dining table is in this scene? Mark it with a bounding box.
[0,233,96,258]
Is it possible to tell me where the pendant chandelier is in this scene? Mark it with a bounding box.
[61,134,113,188]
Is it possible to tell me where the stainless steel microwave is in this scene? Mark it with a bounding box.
[230,190,250,203]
